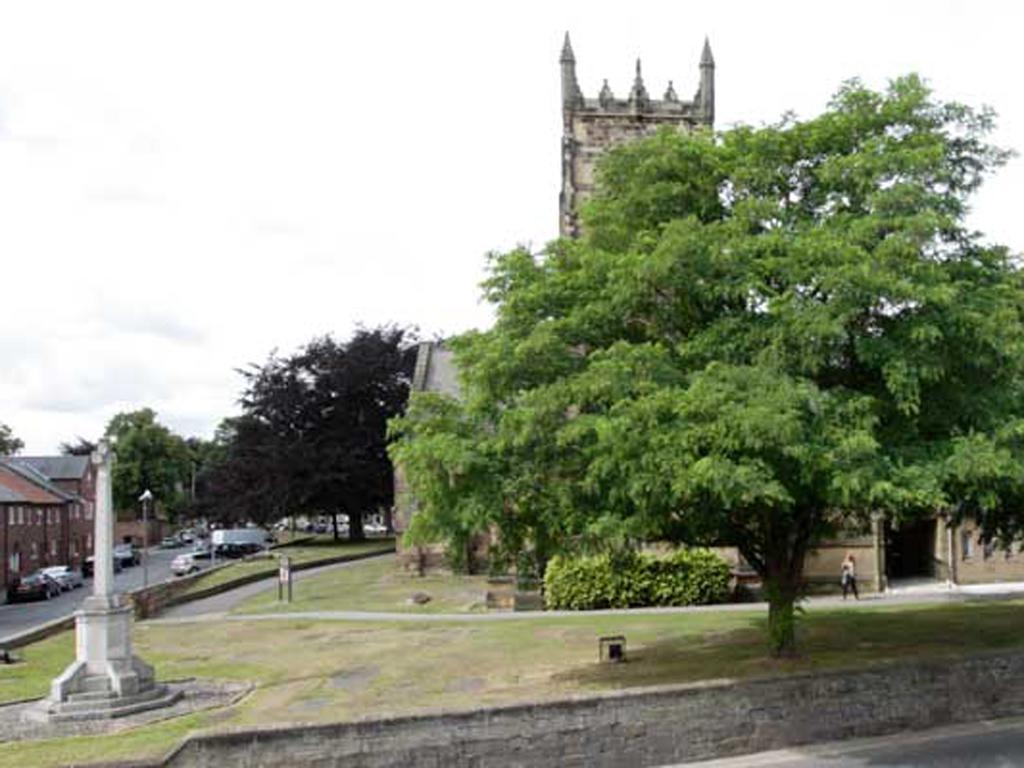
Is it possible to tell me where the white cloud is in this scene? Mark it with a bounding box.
[0,0,1022,452]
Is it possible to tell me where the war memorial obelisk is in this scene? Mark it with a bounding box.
[42,439,178,720]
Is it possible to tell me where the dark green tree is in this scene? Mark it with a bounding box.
[60,437,97,456]
[393,76,1022,655]
[203,327,417,538]
[0,422,24,455]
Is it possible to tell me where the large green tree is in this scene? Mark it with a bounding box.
[393,76,1023,655]
[105,408,191,518]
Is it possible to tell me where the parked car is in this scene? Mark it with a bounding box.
[83,556,123,578]
[160,536,182,549]
[42,565,84,591]
[170,554,200,577]
[113,543,140,568]
[178,530,195,544]
[190,543,212,560]
[214,543,247,559]
[7,571,61,602]
[365,522,388,536]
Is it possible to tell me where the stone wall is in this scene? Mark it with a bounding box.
[803,538,878,591]
[954,522,1024,584]
[159,649,1024,768]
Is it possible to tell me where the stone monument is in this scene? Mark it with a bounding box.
[40,439,179,721]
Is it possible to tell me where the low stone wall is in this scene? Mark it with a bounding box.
[153,649,1024,767]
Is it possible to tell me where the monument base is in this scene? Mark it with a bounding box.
[36,596,180,722]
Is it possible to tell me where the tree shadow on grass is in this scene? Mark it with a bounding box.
[551,600,1024,693]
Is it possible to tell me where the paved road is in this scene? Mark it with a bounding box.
[673,716,1024,767]
[0,546,208,637]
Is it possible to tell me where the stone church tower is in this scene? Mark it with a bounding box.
[559,33,715,237]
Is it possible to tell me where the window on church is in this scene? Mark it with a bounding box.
[961,530,975,559]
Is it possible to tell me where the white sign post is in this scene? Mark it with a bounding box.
[278,555,292,603]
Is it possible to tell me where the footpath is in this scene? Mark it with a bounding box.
[149,572,1024,625]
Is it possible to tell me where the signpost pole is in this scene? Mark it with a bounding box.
[278,555,292,603]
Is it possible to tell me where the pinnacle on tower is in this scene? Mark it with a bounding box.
[561,31,575,63]
[629,57,649,108]
[599,79,614,107]
[664,80,678,102]
[560,32,583,109]
[697,36,715,125]
[700,36,715,67]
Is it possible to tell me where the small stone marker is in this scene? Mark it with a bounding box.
[408,592,432,605]
[599,635,626,664]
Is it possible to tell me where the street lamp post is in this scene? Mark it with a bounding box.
[138,489,153,589]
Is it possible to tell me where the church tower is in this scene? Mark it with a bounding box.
[559,33,715,238]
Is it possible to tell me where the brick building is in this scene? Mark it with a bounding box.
[0,455,95,593]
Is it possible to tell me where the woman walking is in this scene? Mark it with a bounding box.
[841,552,859,600]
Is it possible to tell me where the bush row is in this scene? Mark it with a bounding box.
[543,548,731,610]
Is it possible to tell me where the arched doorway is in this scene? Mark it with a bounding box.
[885,518,937,581]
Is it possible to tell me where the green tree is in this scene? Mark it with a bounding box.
[105,409,191,519]
[394,76,1022,655]
[0,422,24,455]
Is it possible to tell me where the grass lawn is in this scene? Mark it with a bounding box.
[233,554,492,615]
[180,537,395,595]
[3,599,1024,766]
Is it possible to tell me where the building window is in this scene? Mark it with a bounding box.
[983,539,996,560]
[8,548,20,574]
[961,530,975,559]
[50,539,57,558]
[30,542,38,560]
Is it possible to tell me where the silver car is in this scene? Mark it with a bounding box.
[42,565,84,591]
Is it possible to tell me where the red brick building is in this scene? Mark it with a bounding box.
[0,456,96,594]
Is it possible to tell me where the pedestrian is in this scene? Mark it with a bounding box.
[841,552,859,600]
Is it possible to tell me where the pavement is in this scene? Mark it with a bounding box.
[147,571,1024,626]
[671,715,1024,767]
[0,546,207,639]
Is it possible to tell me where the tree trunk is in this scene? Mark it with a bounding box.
[331,511,340,541]
[349,511,365,541]
[765,574,800,657]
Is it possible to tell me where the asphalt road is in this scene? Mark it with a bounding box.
[675,716,1024,767]
[0,546,210,638]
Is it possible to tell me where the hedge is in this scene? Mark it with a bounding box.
[543,548,731,610]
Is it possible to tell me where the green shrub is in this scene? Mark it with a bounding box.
[543,548,731,610]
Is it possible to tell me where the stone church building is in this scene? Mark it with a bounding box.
[394,34,1024,592]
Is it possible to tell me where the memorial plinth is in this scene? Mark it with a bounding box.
[36,440,179,721]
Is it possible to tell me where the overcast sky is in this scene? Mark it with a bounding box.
[1,0,1022,454]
